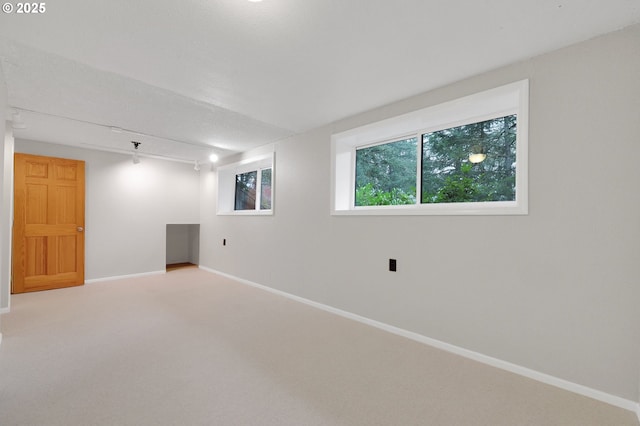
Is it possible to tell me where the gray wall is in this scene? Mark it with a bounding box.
[14,140,200,281]
[199,25,640,401]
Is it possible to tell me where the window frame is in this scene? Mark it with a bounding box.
[217,153,275,216]
[331,80,529,216]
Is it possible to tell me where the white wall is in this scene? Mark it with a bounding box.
[200,25,640,402]
[14,140,200,281]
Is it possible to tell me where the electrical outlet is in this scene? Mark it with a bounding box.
[389,259,397,272]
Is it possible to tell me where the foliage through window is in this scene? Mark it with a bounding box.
[234,167,272,211]
[354,115,516,207]
[260,168,272,210]
[355,138,417,206]
[235,171,257,210]
[421,115,516,203]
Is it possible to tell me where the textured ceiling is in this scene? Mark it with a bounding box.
[1,0,639,163]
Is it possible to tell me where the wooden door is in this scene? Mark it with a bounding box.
[12,154,85,293]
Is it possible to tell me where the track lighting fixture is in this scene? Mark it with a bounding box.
[131,141,141,164]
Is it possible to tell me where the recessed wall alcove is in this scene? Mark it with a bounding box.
[166,224,199,270]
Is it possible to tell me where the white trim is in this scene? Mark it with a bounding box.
[0,306,9,314]
[217,209,273,216]
[636,404,640,423]
[0,332,2,346]
[199,265,638,414]
[84,270,165,284]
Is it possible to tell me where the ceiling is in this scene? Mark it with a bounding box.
[0,0,639,164]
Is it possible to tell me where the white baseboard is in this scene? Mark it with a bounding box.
[199,266,639,414]
[85,270,165,284]
[0,307,9,314]
[636,404,640,423]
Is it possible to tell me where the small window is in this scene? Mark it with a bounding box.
[217,153,274,215]
[331,80,528,215]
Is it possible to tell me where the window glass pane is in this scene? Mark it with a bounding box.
[355,137,417,206]
[260,168,272,210]
[421,115,517,204]
[235,171,257,210]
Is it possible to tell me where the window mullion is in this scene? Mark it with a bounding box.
[350,146,357,208]
[256,168,262,210]
[415,133,421,206]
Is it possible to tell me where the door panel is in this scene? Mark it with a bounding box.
[13,154,85,293]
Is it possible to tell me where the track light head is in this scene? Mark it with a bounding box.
[131,141,141,164]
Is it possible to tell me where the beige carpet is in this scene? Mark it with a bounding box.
[0,268,637,426]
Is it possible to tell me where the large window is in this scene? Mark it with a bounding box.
[332,80,528,215]
[217,152,274,215]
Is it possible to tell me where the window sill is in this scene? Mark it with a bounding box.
[332,201,526,216]
[217,210,273,216]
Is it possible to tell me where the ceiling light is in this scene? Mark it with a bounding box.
[209,153,219,163]
[194,160,200,171]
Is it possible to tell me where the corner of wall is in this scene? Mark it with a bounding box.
[0,127,14,313]
[0,64,8,334]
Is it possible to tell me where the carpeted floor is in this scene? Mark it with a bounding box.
[0,268,637,425]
